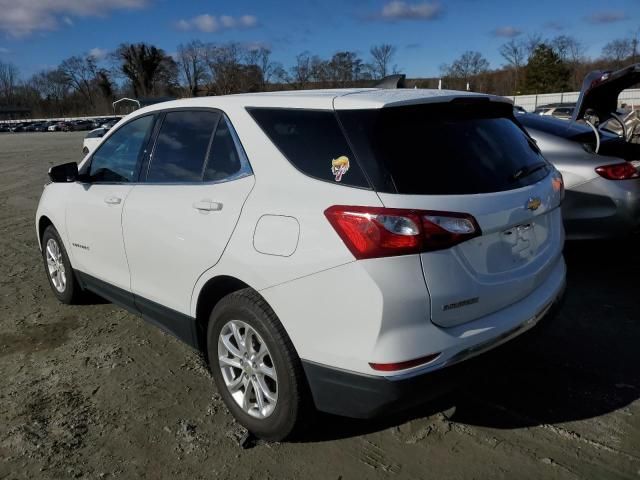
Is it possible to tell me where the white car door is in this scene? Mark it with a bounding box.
[65,114,156,297]
[122,110,254,316]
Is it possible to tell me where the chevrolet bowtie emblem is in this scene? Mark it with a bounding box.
[526,197,542,211]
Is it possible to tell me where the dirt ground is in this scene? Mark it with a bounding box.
[0,131,639,480]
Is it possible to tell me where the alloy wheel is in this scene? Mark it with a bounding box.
[217,320,278,419]
[45,238,66,293]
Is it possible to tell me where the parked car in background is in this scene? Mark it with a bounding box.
[101,118,119,130]
[37,89,566,440]
[10,123,28,132]
[32,123,50,132]
[517,63,640,239]
[69,120,94,131]
[533,103,576,120]
[82,127,107,155]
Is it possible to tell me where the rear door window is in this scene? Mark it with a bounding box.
[338,102,550,195]
[146,110,220,183]
[248,108,370,188]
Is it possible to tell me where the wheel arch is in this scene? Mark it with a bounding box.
[194,275,253,353]
[37,215,54,249]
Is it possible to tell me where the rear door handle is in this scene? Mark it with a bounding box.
[104,196,122,205]
[192,200,223,212]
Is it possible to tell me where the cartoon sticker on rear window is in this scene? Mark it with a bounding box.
[331,156,350,182]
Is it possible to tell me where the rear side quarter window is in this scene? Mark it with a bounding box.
[248,108,370,188]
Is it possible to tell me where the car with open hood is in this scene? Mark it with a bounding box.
[517,63,640,239]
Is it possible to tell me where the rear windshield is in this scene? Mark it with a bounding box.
[338,101,551,195]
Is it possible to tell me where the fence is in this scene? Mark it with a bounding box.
[0,114,118,126]
[512,88,640,112]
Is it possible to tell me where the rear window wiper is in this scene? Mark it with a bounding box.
[510,162,548,182]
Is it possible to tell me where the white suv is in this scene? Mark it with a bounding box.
[36,89,566,440]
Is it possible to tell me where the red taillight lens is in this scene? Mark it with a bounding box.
[595,162,640,180]
[369,352,441,372]
[552,171,565,201]
[324,205,481,260]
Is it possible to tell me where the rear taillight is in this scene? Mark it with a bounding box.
[552,171,565,201]
[324,205,481,260]
[595,162,640,180]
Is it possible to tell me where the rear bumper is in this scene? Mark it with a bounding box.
[302,357,463,418]
[303,285,565,418]
[563,177,640,239]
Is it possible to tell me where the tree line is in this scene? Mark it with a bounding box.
[0,32,638,118]
[0,42,399,118]
[437,33,639,96]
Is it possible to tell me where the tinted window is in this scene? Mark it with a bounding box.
[338,102,550,195]
[553,108,573,115]
[203,118,243,181]
[147,110,219,182]
[89,115,154,183]
[248,108,370,188]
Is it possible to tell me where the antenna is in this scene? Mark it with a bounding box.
[374,74,406,89]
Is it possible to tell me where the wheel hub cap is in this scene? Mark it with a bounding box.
[217,320,278,419]
[45,238,66,293]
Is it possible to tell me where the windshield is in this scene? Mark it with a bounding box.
[338,102,550,195]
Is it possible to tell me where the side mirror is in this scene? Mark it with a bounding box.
[48,162,78,183]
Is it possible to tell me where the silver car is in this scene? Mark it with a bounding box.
[517,64,640,239]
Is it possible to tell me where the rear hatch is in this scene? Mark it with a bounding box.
[337,98,564,328]
[573,63,640,123]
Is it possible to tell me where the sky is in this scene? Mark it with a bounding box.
[0,0,638,79]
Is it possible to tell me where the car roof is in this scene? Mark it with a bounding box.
[536,103,575,109]
[131,88,510,114]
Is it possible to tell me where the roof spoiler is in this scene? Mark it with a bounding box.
[375,74,406,89]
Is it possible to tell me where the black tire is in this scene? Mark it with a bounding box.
[41,225,83,304]
[207,289,310,441]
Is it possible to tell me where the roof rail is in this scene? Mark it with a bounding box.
[374,74,406,89]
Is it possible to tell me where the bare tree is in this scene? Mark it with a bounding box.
[525,33,544,59]
[550,35,585,64]
[290,52,312,89]
[116,43,178,97]
[327,51,364,85]
[177,40,208,97]
[370,44,397,79]
[549,35,586,89]
[441,51,490,90]
[204,43,243,95]
[0,60,19,103]
[59,55,98,107]
[245,46,278,89]
[95,70,114,101]
[602,38,636,66]
[499,39,527,93]
[29,69,71,116]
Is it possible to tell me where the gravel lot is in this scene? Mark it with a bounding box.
[1,131,639,479]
